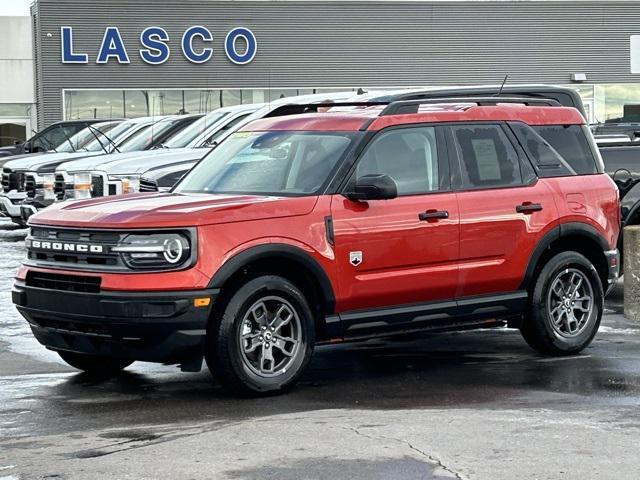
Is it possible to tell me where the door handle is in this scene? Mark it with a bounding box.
[516,203,543,214]
[419,209,449,221]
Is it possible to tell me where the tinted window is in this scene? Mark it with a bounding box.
[451,124,522,189]
[533,125,597,174]
[32,125,82,152]
[354,126,441,195]
[510,122,576,177]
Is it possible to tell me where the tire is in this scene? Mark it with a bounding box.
[521,251,604,355]
[58,351,133,375]
[206,275,315,396]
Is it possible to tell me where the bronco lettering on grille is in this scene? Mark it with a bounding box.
[30,240,104,253]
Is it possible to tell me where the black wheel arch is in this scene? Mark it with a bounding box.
[208,243,336,317]
[520,222,610,291]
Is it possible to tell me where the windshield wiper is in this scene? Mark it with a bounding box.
[88,125,121,154]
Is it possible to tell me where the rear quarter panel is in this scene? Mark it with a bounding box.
[542,174,620,249]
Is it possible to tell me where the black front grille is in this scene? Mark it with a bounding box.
[54,174,66,200]
[2,169,25,192]
[1,169,9,193]
[27,227,126,271]
[26,271,101,293]
[139,178,159,192]
[25,175,36,198]
[91,175,104,197]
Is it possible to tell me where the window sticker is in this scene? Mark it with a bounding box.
[471,139,501,181]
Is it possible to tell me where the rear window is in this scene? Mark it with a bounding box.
[511,123,599,176]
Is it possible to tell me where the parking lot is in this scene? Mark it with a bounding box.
[0,217,638,480]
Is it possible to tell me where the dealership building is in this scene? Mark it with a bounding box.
[3,0,640,142]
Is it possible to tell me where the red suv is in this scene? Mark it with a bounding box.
[13,95,620,395]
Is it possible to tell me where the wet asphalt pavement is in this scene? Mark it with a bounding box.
[1,217,640,479]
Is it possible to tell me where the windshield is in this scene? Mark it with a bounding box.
[161,111,228,149]
[81,120,140,152]
[56,122,120,153]
[117,119,181,152]
[175,131,358,196]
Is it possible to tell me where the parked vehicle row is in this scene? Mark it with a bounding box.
[11,85,622,396]
[0,92,363,224]
[0,85,597,227]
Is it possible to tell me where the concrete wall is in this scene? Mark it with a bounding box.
[0,16,35,104]
[32,0,640,127]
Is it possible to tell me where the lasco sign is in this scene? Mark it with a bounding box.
[60,26,257,65]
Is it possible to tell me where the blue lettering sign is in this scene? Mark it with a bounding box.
[97,27,130,64]
[140,27,170,65]
[181,26,213,64]
[60,26,88,64]
[224,27,257,65]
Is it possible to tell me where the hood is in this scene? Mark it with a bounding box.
[29,192,317,229]
[3,151,102,173]
[58,148,201,175]
[1,152,46,167]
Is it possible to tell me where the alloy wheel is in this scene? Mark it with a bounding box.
[238,295,302,377]
[546,268,594,338]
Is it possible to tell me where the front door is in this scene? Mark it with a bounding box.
[331,125,460,331]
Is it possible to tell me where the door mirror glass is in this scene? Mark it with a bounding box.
[346,174,398,201]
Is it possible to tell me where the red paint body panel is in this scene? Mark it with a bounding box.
[455,180,559,297]
[18,105,620,321]
[368,106,584,131]
[240,105,584,134]
[28,193,318,229]
[330,193,459,311]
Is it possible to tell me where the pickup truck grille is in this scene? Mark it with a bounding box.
[54,174,65,199]
[26,227,126,271]
[25,174,36,198]
[139,177,159,192]
[91,175,104,197]
[2,169,25,192]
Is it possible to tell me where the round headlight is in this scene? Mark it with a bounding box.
[112,232,191,270]
[163,237,183,263]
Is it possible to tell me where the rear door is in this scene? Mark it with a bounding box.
[449,123,558,299]
[331,125,460,322]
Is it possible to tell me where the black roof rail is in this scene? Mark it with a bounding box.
[260,96,563,120]
[380,96,562,116]
[263,102,389,118]
[365,85,586,117]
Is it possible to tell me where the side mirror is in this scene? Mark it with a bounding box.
[345,174,398,201]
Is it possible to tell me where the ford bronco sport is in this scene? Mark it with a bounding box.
[13,95,620,395]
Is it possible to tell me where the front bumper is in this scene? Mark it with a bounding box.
[13,280,218,368]
[0,191,28,218]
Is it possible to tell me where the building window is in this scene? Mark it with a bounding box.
[63,88,361,120]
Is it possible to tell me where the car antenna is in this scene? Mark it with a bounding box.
[495,74,509,97]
